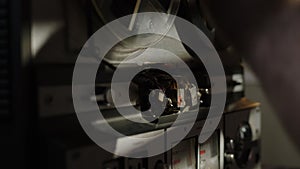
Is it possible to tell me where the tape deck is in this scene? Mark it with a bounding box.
[35,1,261,169]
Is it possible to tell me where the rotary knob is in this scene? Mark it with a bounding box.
[235,122,254,168]
[224,139,235,164]
[238,123,252,142]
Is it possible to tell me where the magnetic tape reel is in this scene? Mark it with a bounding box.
[90,0,231,62]
[91,0,180,52]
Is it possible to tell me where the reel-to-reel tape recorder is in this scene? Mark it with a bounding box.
[36,0,261,169]
[84,0,260,167]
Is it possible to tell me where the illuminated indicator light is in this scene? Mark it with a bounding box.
[200,150,206,155]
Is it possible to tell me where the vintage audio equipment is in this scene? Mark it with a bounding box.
[34,1,261,169]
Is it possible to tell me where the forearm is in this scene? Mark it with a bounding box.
[246,6,300,145]
[205,0,300,146]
